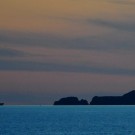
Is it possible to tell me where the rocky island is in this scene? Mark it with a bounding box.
[54,97,88,105]
[54,90,135,105]
[0,103,4,106]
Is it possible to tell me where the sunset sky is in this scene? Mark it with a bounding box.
[1,0,135,104]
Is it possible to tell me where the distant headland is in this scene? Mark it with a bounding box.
[90,90,135,105]
[0,103,4,106]
[54,90,135,105]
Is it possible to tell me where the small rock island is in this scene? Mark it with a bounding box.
[0,103,4,106]
[54,90,135,105]
[54,97,88,105]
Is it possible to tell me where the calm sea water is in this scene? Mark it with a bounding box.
[0,106,135,135]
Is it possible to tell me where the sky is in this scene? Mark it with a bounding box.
[1,0,135,105]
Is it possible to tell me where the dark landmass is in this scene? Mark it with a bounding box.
[54,97,88,105]
[54,90,135,105]
[0,103,4,106]
[90,90,135,105]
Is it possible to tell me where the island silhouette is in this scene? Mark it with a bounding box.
[54,90,135,105]
[90,90,135,105]
[54,97,88,105]
[0,103,4,106]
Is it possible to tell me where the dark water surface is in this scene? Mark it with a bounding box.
[0,105,135,135]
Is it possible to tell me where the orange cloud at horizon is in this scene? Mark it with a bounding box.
[1,0,134,36]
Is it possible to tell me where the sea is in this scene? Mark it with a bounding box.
[0,105,135,135]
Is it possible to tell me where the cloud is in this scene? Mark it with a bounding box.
[106,0,135,5]
[1,59,135,76]
[87,18,135,32]
[0,48,25,57]
[41,11,135,33]
[0,30,135,52]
